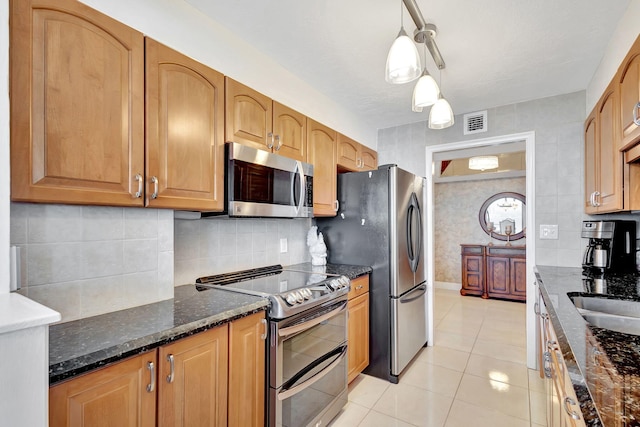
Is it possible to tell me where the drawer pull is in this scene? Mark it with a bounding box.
[355,285,363,290]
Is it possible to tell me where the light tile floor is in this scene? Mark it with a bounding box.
[329,288,546,427]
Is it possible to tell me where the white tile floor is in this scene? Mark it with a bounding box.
[329,288,546,427]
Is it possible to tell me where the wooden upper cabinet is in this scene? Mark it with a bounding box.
[10,0,145,206]
[145,38,225,211]
[50,351,157,427]
[337,134,378,172]
[225,77,273,151]
[228,312,266,427]
[584,109,598,214]
[158,325,229,427]
[597,85,623,212]
[307,119,338,216]
[618,35,640,150]
[273,101,306,161]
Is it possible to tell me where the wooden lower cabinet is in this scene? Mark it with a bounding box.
[50,351,157,427]
[347,275,370,383]
[158,326,229,427]
[460,244,526,301]
[50,313,266,427]
[228,312,266,427]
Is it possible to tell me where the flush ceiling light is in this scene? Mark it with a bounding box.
[468,156,499,171]
[385,1,421,84]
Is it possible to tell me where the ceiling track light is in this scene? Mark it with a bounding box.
[386,0,454,129]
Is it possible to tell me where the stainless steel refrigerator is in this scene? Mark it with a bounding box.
[317,165,428,383]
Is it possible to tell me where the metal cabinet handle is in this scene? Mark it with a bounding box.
[634,101,640,126]
[542,351,552,378]
[534,302,540,316]
[166,354,175,383]
[355,285,363,290]
[260,318,268,340]
[151,176,159,199]
[333,200,339,212]
[135,174,143,198]
[593,191,600,207]
[274,135,282,151]
[563,397,581,420]
[146,361,155,392]
[267,132,275,149]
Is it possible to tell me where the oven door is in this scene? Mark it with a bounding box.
[269,298,348,427]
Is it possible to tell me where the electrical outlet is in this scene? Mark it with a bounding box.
[280,238,288,253]
[540,224,558,240]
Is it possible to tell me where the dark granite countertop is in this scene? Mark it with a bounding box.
[535,265,640,427]
[287,262,372,279]
[49,285,268,385]
[48,263,370,385]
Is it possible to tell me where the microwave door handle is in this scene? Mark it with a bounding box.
[296,161,305,216]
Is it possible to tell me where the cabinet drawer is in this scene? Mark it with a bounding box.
[348,275,369,300]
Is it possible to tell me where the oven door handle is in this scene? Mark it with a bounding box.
[278,301,347,338]
[278,343,347,401]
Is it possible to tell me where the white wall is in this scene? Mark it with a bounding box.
[77,0,376,148]
[586,1,640,115]
[1,0,10,293]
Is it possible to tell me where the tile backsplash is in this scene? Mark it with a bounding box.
[173,217,312,285]
[10,203,174,322]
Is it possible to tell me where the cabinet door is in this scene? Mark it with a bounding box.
[145,38,225,211]
[584,110,598,214]
[50,351,156,427]
[158,326,228,427]
[597,85,623,212]
[360,145,378,171]
[337,133,360,171]
[509,257,527,300]
[618,36,640,149]
[461,254,484,297]
[348,292,370,383]
[10,0,145,206]
[307,119,338,216]
[273,101,306,161]
[225,78,273,152]
[228,312,266,427]
[486,257,510,296]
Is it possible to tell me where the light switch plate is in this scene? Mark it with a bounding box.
[540,224,558,240]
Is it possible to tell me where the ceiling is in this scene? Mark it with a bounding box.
[184,0,630,131]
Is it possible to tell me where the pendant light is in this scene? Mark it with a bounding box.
[428,69,454,129]
[412,43,440,109]
[468,156,499,170]
[385,0,421,84]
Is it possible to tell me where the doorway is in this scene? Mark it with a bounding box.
[424,131,537,369]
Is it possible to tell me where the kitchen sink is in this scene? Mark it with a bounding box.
[569,294,640,336]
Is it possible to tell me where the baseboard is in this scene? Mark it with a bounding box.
[434,281,460,291]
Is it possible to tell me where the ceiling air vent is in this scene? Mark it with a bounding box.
[463,110,488,135]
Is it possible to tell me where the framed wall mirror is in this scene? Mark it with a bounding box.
[479,192,526,241]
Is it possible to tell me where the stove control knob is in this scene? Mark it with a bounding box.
[340,276,350,287]
[329,279,340,290]
[294,291,304,303]
[301,289,311,299]
[285,293,298,306]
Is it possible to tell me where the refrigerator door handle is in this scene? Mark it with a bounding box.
[406,192,422,273]
[400,284,427,303]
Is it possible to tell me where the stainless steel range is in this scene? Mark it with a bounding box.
[196,265,350,427]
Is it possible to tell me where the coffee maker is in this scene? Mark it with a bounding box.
[581,220,636,274]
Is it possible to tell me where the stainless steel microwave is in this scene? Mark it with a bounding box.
[223,142,313,218]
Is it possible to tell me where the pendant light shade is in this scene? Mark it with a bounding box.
[385,27,421,84]
[412,69,439,109]
[428,96,454,129]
